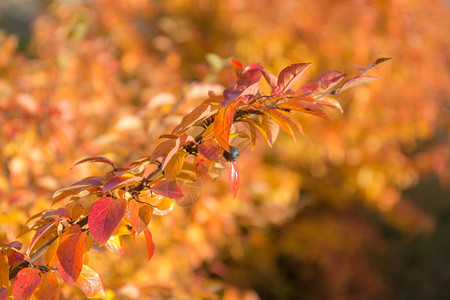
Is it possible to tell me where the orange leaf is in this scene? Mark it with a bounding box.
[56,225,86,286]
[0,255,8,288]
[164,150,185,179]
[315,96,343,113]
[214,102,238,152]
[128,199,152,233]
[12,268,42,300]
[88,197,126,245]
[193,155,213,178]
[32,272,59,300]
[277,99,331,120]
[71,156,115,170]
[143,228,156,262]
[75,265,105,298]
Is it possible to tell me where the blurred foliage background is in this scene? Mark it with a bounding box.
[0,0,449,299]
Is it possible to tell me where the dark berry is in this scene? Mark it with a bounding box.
[223,146,240,162]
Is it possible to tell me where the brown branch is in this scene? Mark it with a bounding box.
[8,105,266,281]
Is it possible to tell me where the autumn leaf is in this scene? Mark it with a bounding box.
[277,99,331,120]
[75,265,105,298]
[151,180,184,199]
[128,199,152,233]
[0,255,8,288]
[32,272,60,300]
[56,225,86,285]
[164,150,186,179]
[12,268,42,300]
[143,228,156,262]
[276,63,312,94]
[193,155,213,178]
[71,156,116,170]
[102,175,142,193]
[332,75,380,94]
[225,161,239,200]
[214,102,238,152]
[105,235,124,255]
[88,197,126,245]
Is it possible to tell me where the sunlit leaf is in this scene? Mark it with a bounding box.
[333,75,380,94]
[151,180,184,199]
[75,265,105,298]
[105,235,123,255]
[102,175,142,193]
[12,268,42,300]
[143,228,156,262]
[71,156,115,170]
[277,99,331,120]
[88,197,126,245]
[32,272,59,300]
[172,104,215,134]
[0,254,8,288]
[150,139,176,163]
[193,155,213,178]
[355,57,392,74]
[56,225,86,286]
[315,96,344,113]
[225,161,239,200]
[276,63,312,93]
[164,150,186,179]
[214,102,238,152]
[153,197,176,216]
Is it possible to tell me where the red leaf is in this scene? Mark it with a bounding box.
[237,63,264,87]
[71,156,115,170]
[12,268,42,300]
[278,99,331,120]
[276,63,312,93]
[33,272,59,300]
[102,175,142,193]
[56,225,86,286]
[214,102,238,152]
[0,288,7,300]
[88,197,126,245]
[151,180,184,199]
[197,140,220,160]
[231,59,243,69]
[226,161,239,200]
[75,265,105,298]
[143,228,156,262]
